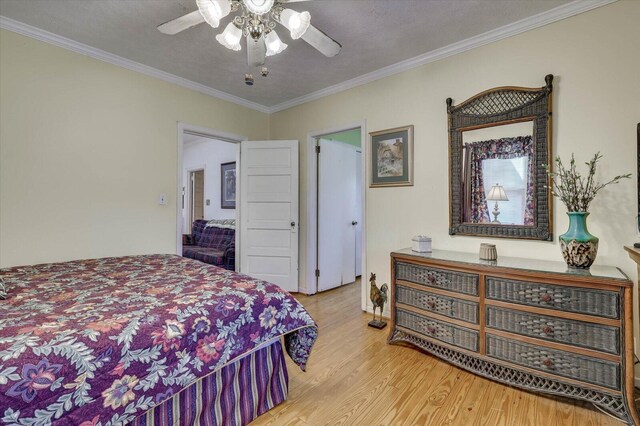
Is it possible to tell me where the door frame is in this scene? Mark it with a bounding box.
[176,122,246,271]
[305,120,368,311]
[186,167,206,234]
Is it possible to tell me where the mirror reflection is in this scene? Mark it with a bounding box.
[461,121,535,226]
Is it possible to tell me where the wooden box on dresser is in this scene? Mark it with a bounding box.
[388,248,639,424]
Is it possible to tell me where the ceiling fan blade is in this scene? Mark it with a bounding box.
[247,35,266,67]
[157,10,205,35]
[301,24,342,57]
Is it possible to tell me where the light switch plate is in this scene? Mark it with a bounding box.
[206,199,210,206]
[158,193,167,205]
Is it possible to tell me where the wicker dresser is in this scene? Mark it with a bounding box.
[389,248,639,424]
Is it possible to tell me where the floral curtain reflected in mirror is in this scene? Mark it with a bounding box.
[463,135,535,225]
[447,75,553,240]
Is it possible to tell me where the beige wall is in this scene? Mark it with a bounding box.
[0,29,269,267]
[270,0,640,323]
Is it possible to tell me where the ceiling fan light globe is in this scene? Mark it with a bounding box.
[196,0,231,28]
[265,30,288,56]
[216,22,243,51]
[242,0,275,15]
[280,9,310,40]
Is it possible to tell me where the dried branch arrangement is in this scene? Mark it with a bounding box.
[545,152,631,212]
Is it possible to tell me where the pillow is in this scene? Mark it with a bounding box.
[0,278,6,300]
[205,219,236,230]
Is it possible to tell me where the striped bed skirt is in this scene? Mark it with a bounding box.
[132,340,288,426]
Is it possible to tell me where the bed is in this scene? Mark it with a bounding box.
[0,255,317,425]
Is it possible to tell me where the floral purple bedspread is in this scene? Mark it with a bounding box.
[0,255,317,425]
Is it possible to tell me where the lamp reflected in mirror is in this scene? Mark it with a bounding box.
[487,183,509,223]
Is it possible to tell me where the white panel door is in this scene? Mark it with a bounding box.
[317,139,356,292]
[240,140,299,292]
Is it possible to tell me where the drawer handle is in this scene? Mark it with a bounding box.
[426,326,437,334]
[540,294,553,303]
[426,301,436,309]
[542,358,555,369]
[542,326,554,335]
[538,294,578,305]
[427,276,436,284]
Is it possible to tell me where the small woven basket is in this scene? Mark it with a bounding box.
[479,243,497,260]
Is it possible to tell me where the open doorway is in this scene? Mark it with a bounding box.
[178,124,301,292]
[305,122,366,307]
[177,124,244,272]
[181,134,237,233]
[316,131,362,292]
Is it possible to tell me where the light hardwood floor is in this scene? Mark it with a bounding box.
[252,281,623,425]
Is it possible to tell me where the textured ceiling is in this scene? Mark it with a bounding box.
[0,0,572,107]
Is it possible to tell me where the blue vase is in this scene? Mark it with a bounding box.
[559,212,599,269]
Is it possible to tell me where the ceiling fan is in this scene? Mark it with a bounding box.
[158,0,342,70]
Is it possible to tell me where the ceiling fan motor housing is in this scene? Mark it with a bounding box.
[248,17,264,40]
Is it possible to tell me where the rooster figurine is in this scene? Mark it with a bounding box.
[368,273,388,329]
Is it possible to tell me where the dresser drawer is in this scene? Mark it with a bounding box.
[396,262,478,296]
[486,334,620,389]
[486,306,620,355]
[486,277,620,319]
[396,308,479,351]
[396,285,479,324]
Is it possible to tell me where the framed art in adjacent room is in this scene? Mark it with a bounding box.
[221,161,236,209]
[369,125,414,187]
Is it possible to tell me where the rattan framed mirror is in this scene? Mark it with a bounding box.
[447,75,553,240]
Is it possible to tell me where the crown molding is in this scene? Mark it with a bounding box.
[0,15,271,114]
[267,0,618,113]
[1,0,617,115]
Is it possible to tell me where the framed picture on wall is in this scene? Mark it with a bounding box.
[221,162,236,209]
[369,125,414,187]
